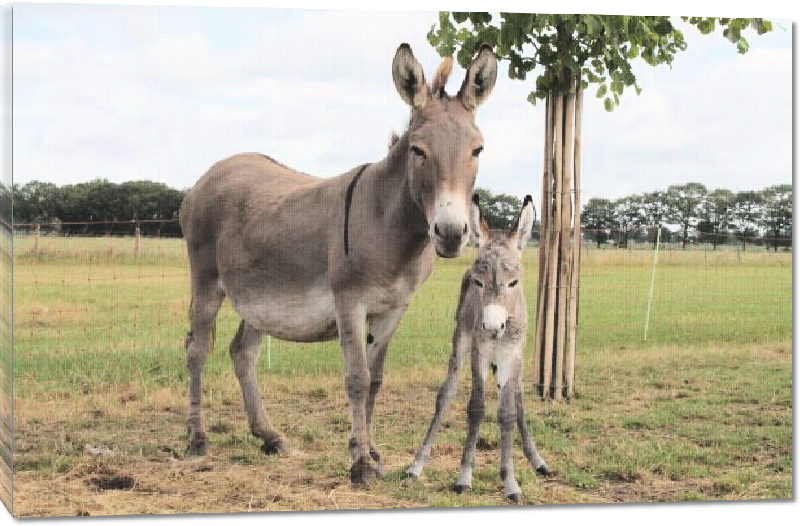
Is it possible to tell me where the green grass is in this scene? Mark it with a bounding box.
[10,238,793,514]
[12,239,792,396]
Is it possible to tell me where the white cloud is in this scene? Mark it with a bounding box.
[12,3,793,205]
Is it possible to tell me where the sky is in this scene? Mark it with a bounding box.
[12,0,794,207]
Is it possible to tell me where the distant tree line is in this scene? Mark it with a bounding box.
[12,179,185,236]
[477,183,792,251]
[7,181,793,248]
[0,183,10,231]
[582,183,792,251]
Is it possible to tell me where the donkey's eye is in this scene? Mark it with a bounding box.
[472,146,484,157]
[473,279,484,288]
[508,280,519,288]
[410,145,427,159]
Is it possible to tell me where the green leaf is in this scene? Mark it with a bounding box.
[737,38,749,54]
[604,97,614,112]
[653,18,674,36]
[584,15,600,36]
[596,84,607,98]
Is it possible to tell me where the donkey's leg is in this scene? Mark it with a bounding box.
[336,303,380,485]
[455,349,487,493]
[515,384,553,477]
[185,283,225,455]
[364,306,407,466]
[498,381,522,502]
[407,329,471,478]
[229,320,285,454]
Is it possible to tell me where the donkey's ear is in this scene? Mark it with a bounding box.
[510,195,535,250]
[458,45,498,111]
[430,56,454,97]
[470,193,491,247]
[392,43,428,110]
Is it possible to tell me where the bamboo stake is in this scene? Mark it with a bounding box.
[542,88,563,399]
[554,73,575,401]
[644,226,661,342]
[567,77,584,398]
[534,90,553,395]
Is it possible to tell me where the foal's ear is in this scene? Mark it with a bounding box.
[392,43,428,110]
[509,195,536,251]
[470,193,491,247]
[458,45,498,111]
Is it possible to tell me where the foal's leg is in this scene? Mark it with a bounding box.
[407,330,471,478]
[515,383,553,476]
[229,320,285,454]
[364,306,407,466]
[185,282,225,455]
[498,380,522,502]
[336,302,380,485]
[455,349,488,493]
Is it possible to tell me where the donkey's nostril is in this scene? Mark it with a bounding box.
[501,322,506,330]
[434,224,441,237]
[463,223,468,235]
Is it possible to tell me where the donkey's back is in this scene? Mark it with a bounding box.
[180,153,320,248]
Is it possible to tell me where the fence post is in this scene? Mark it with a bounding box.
[33,224,41,257]
[134,226,141,258]
[106,231,113,257]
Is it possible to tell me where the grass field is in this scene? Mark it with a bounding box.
[10,236,793,516]
[1,231,11,512]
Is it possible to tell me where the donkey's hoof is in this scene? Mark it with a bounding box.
[187,435,207,456]
[369,448,381,463]
[507,492,523,504]
[350,458,382,486]
[536,465,555,478]
[453,484,471,494]
[260,437,287,455]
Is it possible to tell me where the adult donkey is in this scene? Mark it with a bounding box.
[179,43,498,484]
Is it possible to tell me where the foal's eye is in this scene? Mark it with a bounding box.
[508,280,519,288]
[410,145,427,159]
[473,279,484,288]
[472,146,484,157]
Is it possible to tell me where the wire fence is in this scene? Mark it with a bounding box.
[11,220,793,397]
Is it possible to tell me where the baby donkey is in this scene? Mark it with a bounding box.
[407,193,552,502]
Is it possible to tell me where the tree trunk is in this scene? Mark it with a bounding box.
[534,70,583,400]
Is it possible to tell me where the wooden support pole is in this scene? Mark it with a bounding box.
[567,76,584,398]
[534,91,553,396]
[134,226,141,258]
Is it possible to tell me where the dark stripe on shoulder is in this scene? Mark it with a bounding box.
[344,164,370,257]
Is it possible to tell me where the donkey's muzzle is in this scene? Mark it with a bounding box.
[482,305,508,339]
[432,221,468,258]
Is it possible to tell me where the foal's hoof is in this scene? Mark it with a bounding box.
[507,492,523,504]
[404,467,422,480]
[536,465,555,478]
[350,457,383,486]
[453,484,471,494]
[260,437,287,455]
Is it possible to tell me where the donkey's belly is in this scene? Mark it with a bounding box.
[230,286,339,343]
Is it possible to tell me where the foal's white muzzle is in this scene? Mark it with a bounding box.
[482,304,508,339]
